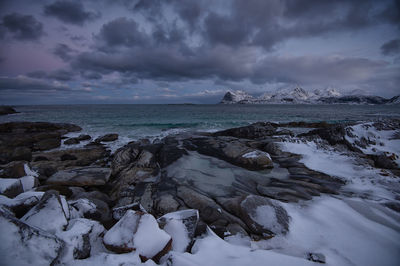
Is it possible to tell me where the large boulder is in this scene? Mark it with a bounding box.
[0,122,82,164]
[57,218,105,260]
[46,167,111,186]
[0,206,65,266]
[185,137,273,170]
[95,133,118,142]
[103,210,172,263]
[21,190,69,234]
[238,195,289,237]
[158,209,199,252]
[213,122,277,139]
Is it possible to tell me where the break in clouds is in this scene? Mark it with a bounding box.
[0,0,399,104]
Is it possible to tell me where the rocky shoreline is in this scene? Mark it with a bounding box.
[1,119,399,265]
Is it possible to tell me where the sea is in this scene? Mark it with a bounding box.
[1,104,399,149]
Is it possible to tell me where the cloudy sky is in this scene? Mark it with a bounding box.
[0,0,399,104]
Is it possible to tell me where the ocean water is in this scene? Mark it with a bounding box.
[1,104,399,143]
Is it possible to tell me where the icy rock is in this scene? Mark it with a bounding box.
[158,209,199,252]
[0,191,44,217]
[0,178,23,197]
[47,166,111,186]
[0,206,65,266]
[69,198,98,219]
[103,210,172,262]
[21,190,69,234]
[239,195,289,237]
[112,202,146,220]
[95,133,118,142]
[57,218,105,260]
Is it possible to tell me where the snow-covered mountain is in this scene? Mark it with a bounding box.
[220,87,399,105]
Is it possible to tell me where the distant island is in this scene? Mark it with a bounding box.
[220,87,400,104]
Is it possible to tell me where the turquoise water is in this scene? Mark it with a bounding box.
[1,104,399,140]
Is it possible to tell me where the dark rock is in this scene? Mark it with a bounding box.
[60,153,78,161]
[0,161,27,178]
[185,137,273,170]
[299,123,352,147]
[0,106,18,115]
[64,138,80,145]
[213,122,277,139]
[370,153,399,169]
[34,137,61,151]
[47,166,111,186]
[158,137,188,168]
[33,155,49,161]
[0,206,65,266]
[263,142,283,156]
[11,146,32,162]
[257,184,312,202]
[307,253,326,263]
[95,133,118,142]
[77,134,91,141]
[154,193,180,215]
[112,203,146,220]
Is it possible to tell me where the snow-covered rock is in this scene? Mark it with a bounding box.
[239,195,289,237]
[158,209,199,252]
[57,218,105,260]
[0,178,23,198]
[21,190,69,234]
[0,206,65,266]
[0,191,44,217]
[112,202,147,220]
[103,210,172,262]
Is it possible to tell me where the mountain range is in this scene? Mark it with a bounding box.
[220,87,400,105]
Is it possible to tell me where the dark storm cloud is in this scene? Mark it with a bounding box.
[52,43,77,61]
[0,76,70,92]
[381,39,400,55]
[1,13,44,40]
[44,1,100,25]
[27,69,76,81]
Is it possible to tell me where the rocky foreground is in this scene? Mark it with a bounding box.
[0,120,399,265]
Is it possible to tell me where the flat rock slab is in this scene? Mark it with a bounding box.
[47,167,111,186]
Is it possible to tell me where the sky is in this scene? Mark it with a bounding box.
[0,0,399,104]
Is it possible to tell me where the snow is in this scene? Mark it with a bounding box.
[103,210,140,249]
[169,228,314,266]
[23,164,38,177]
[250,205,280,232]
[163,219,190,252]
[19,176,36,191]
[21,192,68,234]
[133,213,171,259]
[345,122,400,166]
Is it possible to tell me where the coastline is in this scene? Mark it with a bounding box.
[0,119,399,265]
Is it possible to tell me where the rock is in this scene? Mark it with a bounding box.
[263,142,283,156]
[257,184,312,202]
[11,146,32,162]
[46,166,111,186]
[1,191,44,218]
[158,137,188,168]
[57,218,105,260]
[186,137,273,170]
[239,195,289,237]
[77,134,91,141]
[0,206,65,266]
[64,138,80,145]
[158,209,199,252]
[154,193,180,215]
[112,202,147,220]
[226,223,249,236]
[0,161,27,178]
[21,190,69,234]
[95,133,118,142]
[299,124,351,147]
[307,253,326,263]
[0,178,24,198]
[370,153,399,169]
[103,210,172,263]
[213,122,277,139]
[33,137,61,151]
[0,106,18,115]
[0,121,81,164]
[60,153,78,161]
